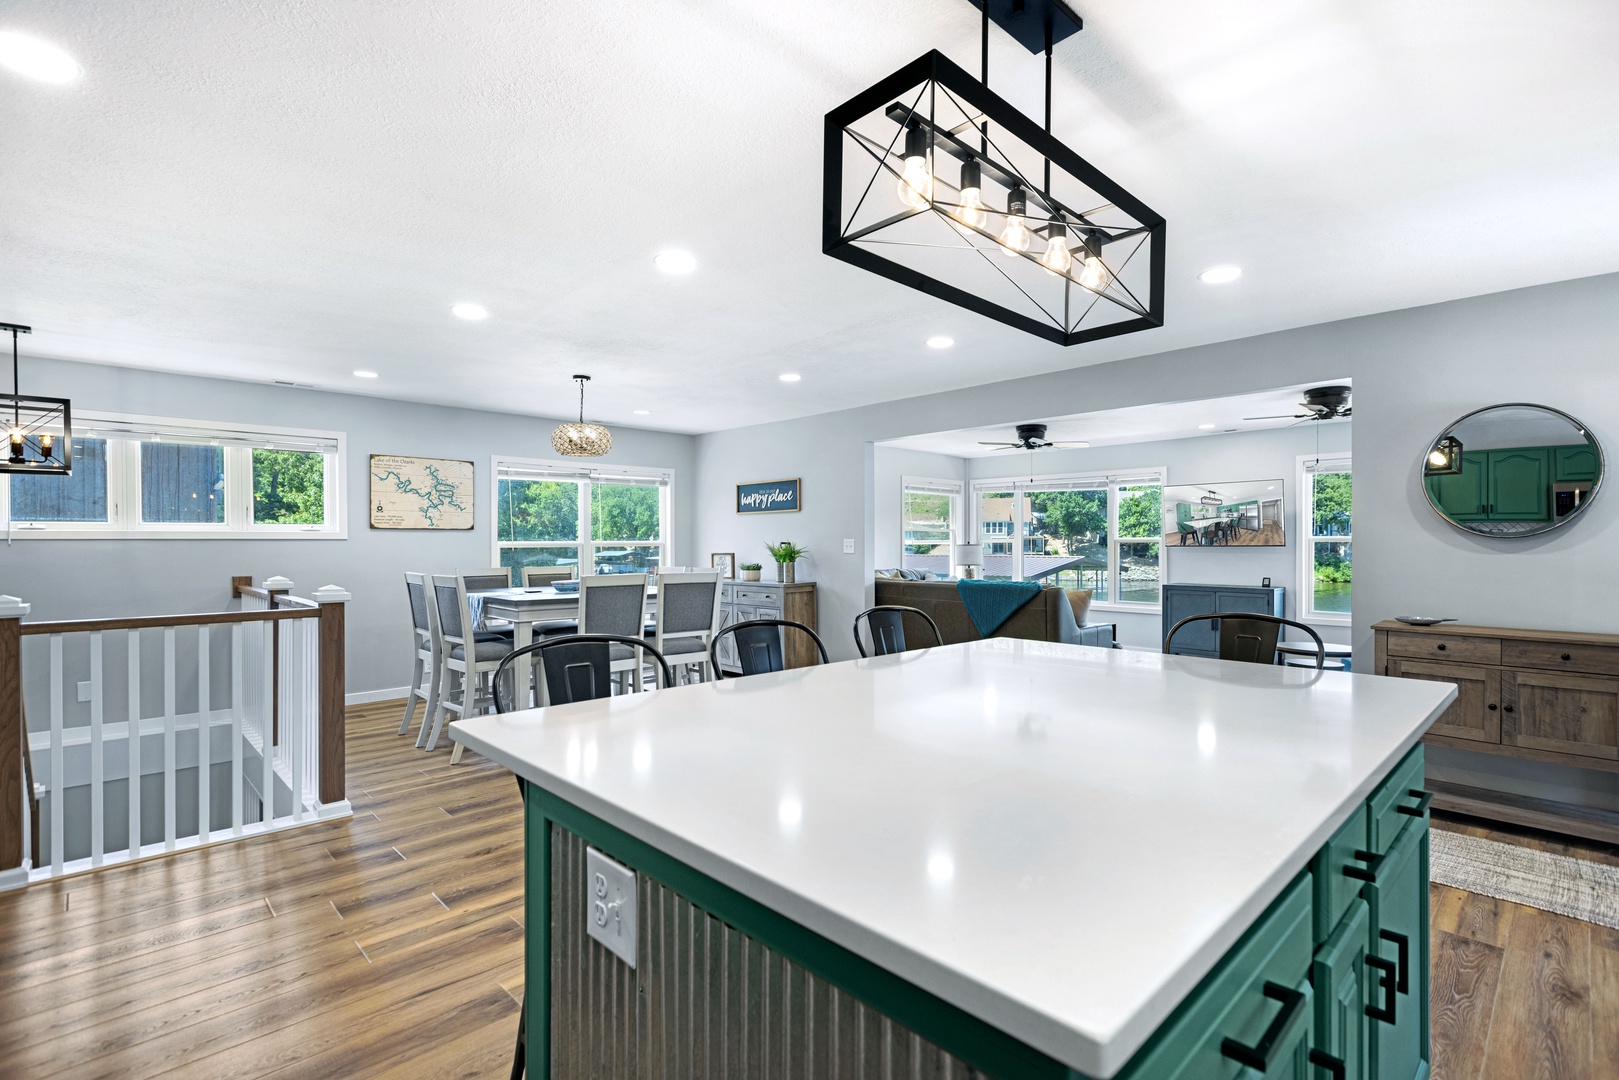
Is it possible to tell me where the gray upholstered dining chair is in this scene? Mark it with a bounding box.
[398,572,443,745]
[578,573,650,692]
[650,571,723,684]
[521,565,576,587]
[429,574,514,760]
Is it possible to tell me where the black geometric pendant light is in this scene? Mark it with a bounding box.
[823,0,1165,346]
[0,322,72,475]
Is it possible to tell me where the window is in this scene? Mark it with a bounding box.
[901,477,961,576]
[971,470,1163,605]
[1301,455,1352,622]
[0,415,344,538]
[494,458,670,582]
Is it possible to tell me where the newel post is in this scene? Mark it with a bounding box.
[0,594,31,890]
[312,585,350,813]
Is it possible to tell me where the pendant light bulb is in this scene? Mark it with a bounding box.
[1040,223,1072,276]
[999,187,1031,258]
[951,160,986,230]
[896,125,932,210]
[8,430,23,464]
[1428,449,1448,467]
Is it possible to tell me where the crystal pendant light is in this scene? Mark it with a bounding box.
[551,375,613,457]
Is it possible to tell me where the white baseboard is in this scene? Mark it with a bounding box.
[346,685,410,706]
[0,865,31,893]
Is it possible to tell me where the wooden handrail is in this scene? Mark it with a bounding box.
[21,608,319,636]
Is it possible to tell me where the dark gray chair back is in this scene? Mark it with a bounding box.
[579,574,648,637]
[406,575,431,633]
[710,619,829,679]
[459,568,512,593]
[853,605,942,658]
[493,635,673,711]
[432,576,465,641]
[1164,613,1326,669]
[660,576,720,634]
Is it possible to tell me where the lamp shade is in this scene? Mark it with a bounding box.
[953,543,984,565]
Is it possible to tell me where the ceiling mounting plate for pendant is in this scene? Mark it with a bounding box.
[967,0,1083,54]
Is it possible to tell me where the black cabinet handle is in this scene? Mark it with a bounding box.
[1380,929,1411,994]
[1435,643,1447,651]
[1396,789,1433,818]
[1310,1049,1347,1080]
[1488,703,1498,711]
[1365,956,1397,1024]
[1342,848,1384,883]
[1503,705,1516,714]
[1221,981,1305,1072]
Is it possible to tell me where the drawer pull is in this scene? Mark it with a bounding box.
[1562,652,1573,661]
[1435,643,1447,651]
[1220,981,1305,1072]
[1503,705,1516,714]
[1342,848,1384,883]
[1380,929,1411,994]
[1309,1049,1347,1080]
[1488,703,1498,711]
[1365,956,1397,1024]
[1396,789,1433,818]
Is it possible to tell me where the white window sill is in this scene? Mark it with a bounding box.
[1088,602,1162,616]
[3,526,346,540]
[1303,613,1352,627]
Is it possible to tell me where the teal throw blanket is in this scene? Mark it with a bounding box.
[956,579,1042,637]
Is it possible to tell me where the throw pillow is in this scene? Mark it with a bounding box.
[1065,589,1094,626]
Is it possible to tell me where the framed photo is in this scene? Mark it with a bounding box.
[711,552,736,579]
[737,478,801,514]
[369,455,475,530]
[1162,479,1286,548]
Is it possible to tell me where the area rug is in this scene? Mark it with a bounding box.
[1429,828,1619,930]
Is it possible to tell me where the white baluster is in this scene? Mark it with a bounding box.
[90,632,104,867]
[128,630,141,859]
[197,624,210,843]
[288,619,302,823]
[49,634,64,877]
[261,617,274,826]
[163,626,176,850]
[231,622,244,835]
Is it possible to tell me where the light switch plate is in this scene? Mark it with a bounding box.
[843,538,855,554]
[77,681,92,703]
[585,846,637,968]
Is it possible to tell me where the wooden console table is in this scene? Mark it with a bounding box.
[1373,619,1619,844]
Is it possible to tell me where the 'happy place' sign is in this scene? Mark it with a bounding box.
[736,478,801,514]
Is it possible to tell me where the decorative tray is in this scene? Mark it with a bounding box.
[1393,616,1456,626]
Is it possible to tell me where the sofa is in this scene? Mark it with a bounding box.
[873,579,1116,648]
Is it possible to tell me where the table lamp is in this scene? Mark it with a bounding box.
[954,543,984,580]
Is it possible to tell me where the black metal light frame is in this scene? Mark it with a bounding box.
[1424,434,1463,476]
[0,323,72,476]
[823,48,1166,347]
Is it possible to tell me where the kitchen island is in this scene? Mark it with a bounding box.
[451,638,1455,1079]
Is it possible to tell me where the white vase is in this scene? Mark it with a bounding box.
[742,568,761,582]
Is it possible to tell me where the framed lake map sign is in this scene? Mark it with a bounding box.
[737,478,801,514]
[369,455,475,529]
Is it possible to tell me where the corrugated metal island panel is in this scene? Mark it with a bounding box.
[551,825,994,1079]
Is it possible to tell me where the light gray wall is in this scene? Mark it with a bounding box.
[871,446,968,571]
[964,423,1352,648]
[693,270,1619,809]
[0,358,697,696]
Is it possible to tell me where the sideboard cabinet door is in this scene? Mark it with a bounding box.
[1387,659,1500,744]
[1503,670,1619,760]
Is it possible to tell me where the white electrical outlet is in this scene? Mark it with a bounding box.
[77,681,92,703]
[842,538,855,554]
[585,846,637,968]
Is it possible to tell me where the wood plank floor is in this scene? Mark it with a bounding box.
[2,702,1615,1078]
[1430,811,1619,1080]
[0,699,525,1079]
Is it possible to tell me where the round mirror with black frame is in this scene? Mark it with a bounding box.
[1422,403,1602,537]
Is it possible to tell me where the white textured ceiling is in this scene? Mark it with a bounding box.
[3,1,1618,433]
[883,382,1352,457]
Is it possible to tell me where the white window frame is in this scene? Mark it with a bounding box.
[0,412,346,539]
[491,455,672,574]
[900,475,963,573]
[1299,453,1352,626]
[971,467,1165,611]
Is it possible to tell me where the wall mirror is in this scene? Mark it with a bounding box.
[1422,403,1602,536]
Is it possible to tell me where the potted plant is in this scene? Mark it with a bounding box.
[765,541,808,584]
[738,561,763,582]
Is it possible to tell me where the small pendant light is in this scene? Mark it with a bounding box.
[551,375,613,457]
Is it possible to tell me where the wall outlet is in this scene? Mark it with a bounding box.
[586,846,637,968]
[77,681,92,703]
[843,538,855,554]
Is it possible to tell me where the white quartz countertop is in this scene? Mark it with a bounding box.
[450,639,1455,1077]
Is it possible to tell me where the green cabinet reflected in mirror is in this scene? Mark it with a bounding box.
[1423,404,1602,536]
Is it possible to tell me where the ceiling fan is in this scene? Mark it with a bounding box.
[1244,385,1352,423]
[978,423,1090,451]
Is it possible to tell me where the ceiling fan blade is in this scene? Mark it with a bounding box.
[991,445,1022,451]
[1242,413,1306,420]
[1051,441,1090,448]
[977,441,1018,447]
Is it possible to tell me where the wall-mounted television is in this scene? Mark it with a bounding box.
[1162,480,1286,548]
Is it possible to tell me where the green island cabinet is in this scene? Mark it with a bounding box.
[522,744,1434,1080]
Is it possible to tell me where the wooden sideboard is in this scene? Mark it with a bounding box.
[714,581,819,670]
[1372,619,1619,843]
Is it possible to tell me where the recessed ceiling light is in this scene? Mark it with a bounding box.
[779,373,801,383]
[1198,265,1242,285]
[1197,423,1216,430]
[0,32,82,84]
[654,250,697,275]
[926,335,954,349]
[353,370,379,379]
[450,302,489,320]
[633,410,650,415]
